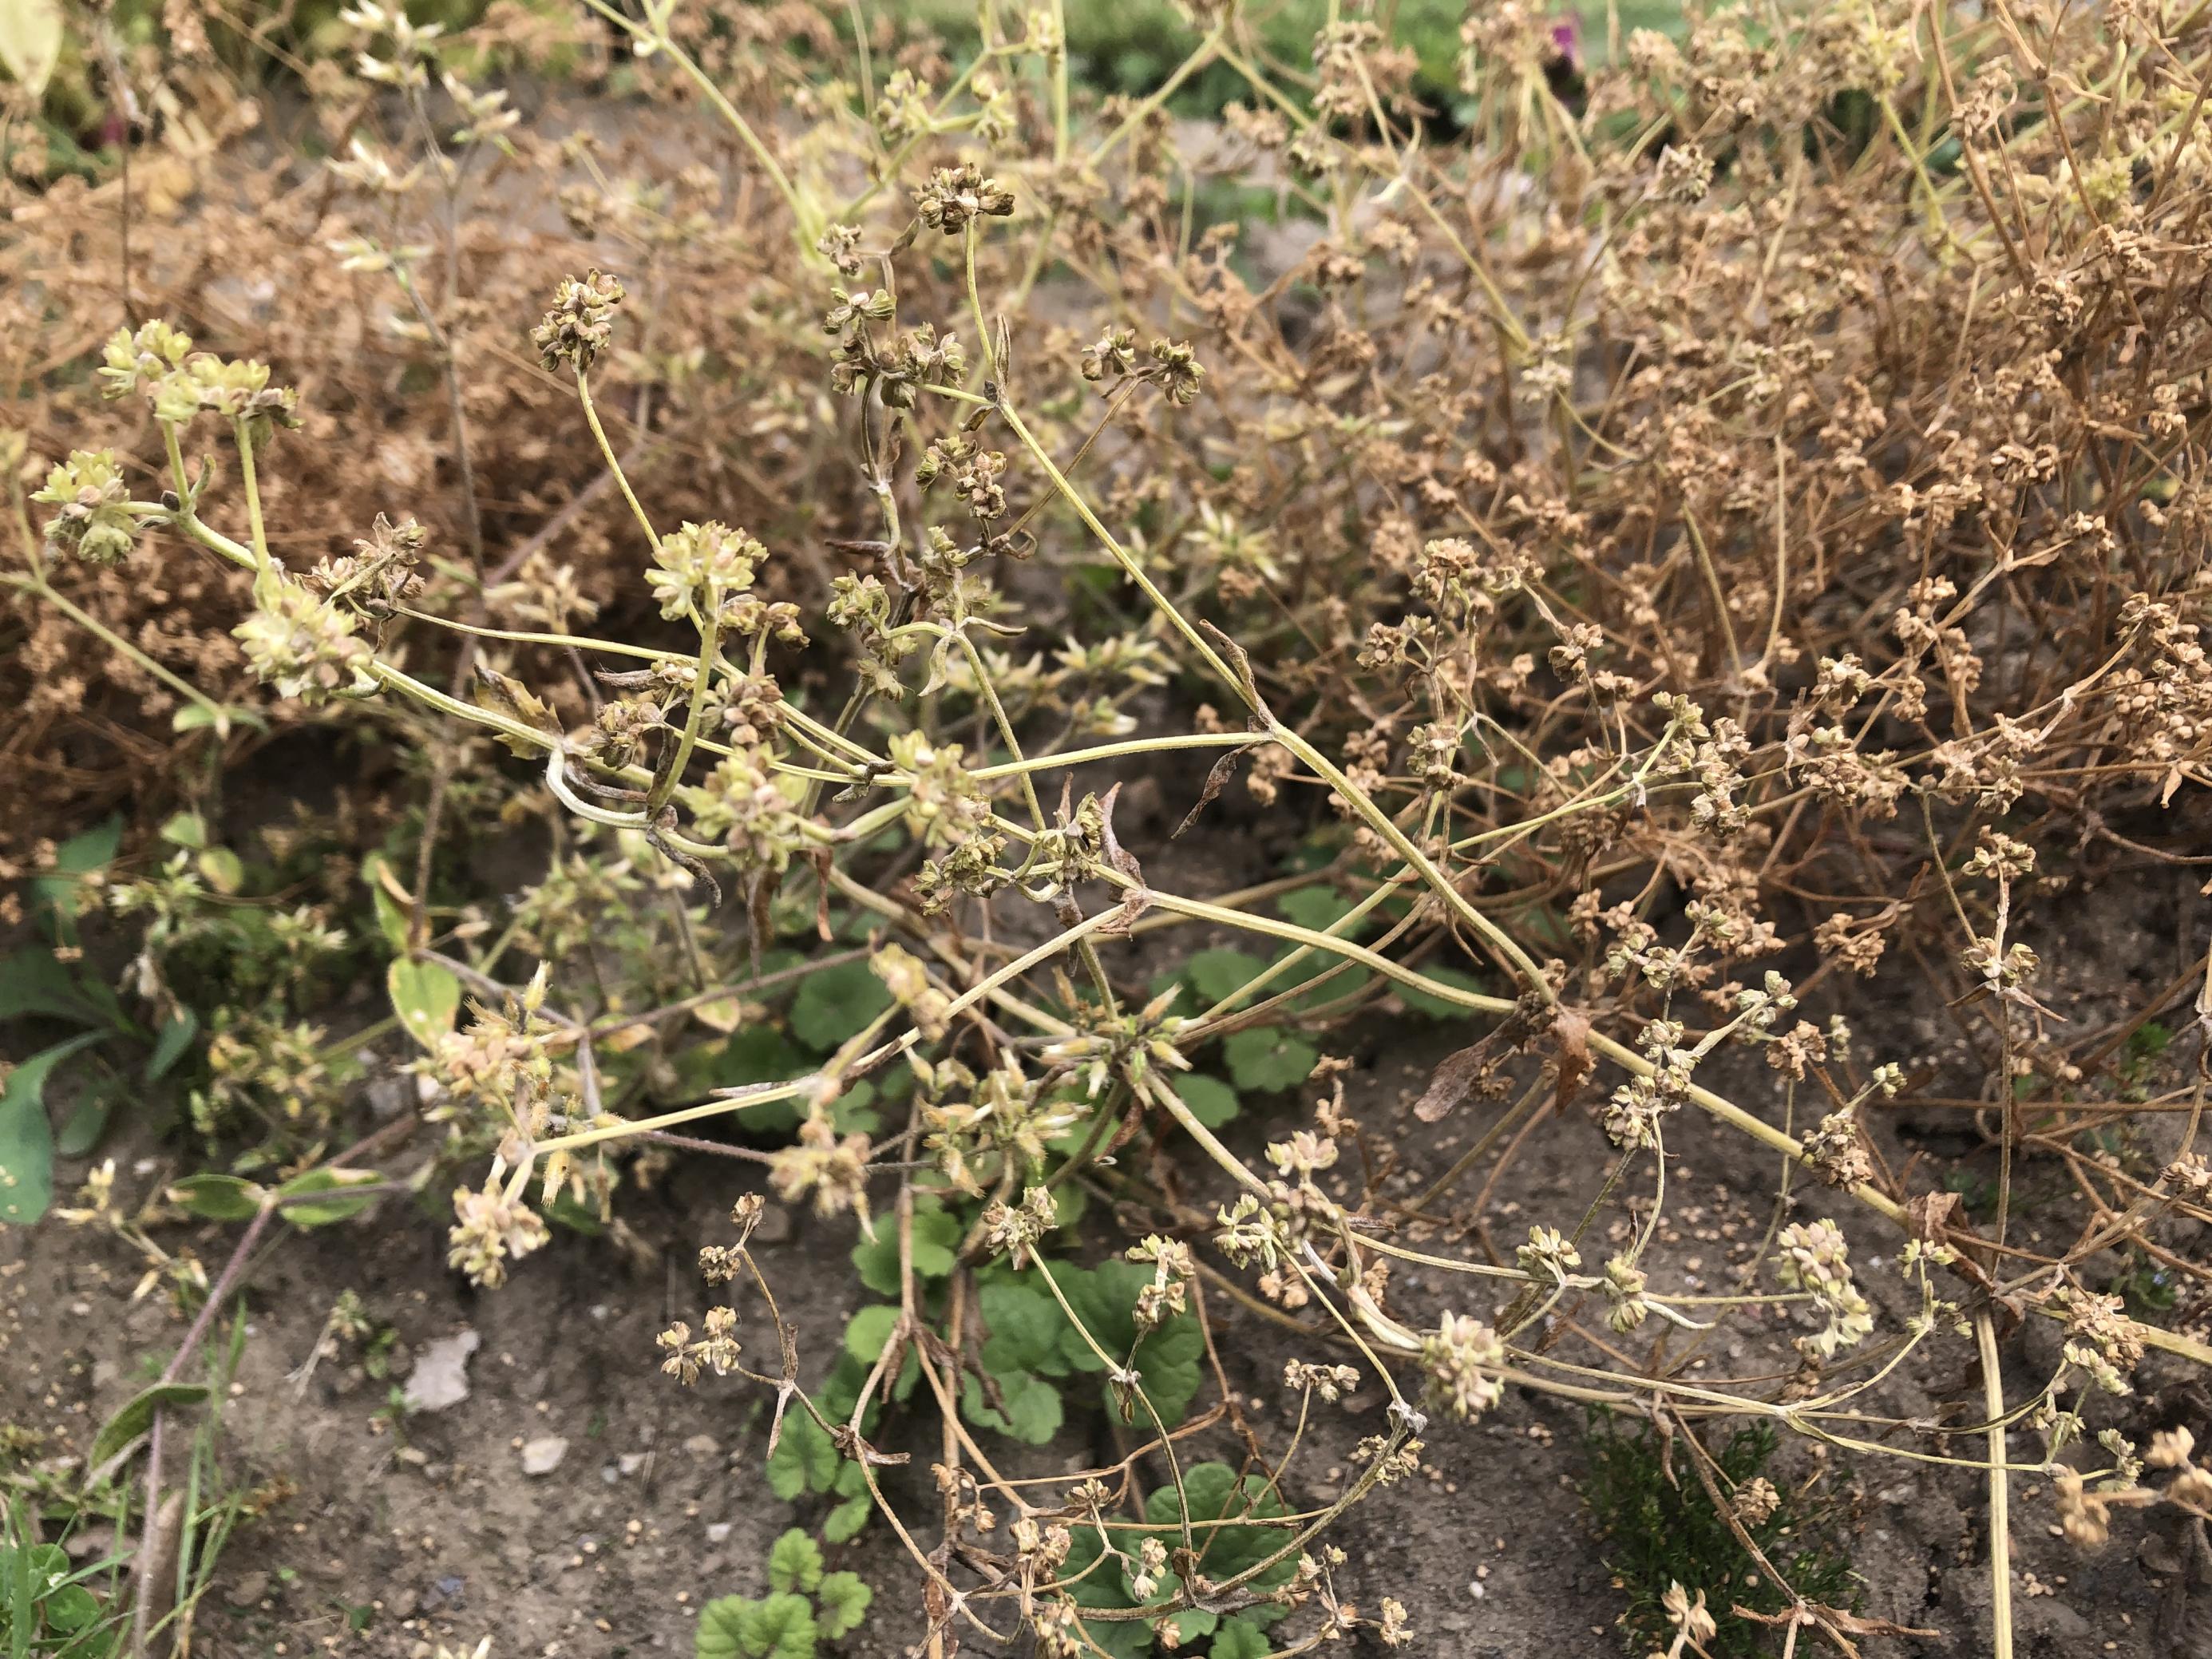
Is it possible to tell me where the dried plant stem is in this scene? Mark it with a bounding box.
[1978,1309,2016,1659]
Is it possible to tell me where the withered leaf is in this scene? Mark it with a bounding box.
[1414,1039,1498,1123]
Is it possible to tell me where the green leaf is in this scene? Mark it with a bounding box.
[737,1592,817,1659]
[842,1305,900,1365]
[851,1197,960,1296]
[34,817,121,918]
[696,1026,810,1133]
[1181,948,1268,1008]
[1047,1260,1205,1428]
[814,1570,872,1639]
[766,1529,822,1595]
[828,1077,880,1137]
[697,1596,752,1659]
[1211,1617,1272,1658]
[977,1278,1065,1375]
[1170,1073,1239,1130]
[766,1405,837,1499]
[700,1592,819,1659]
[1056,1528,1153,1659]
[1275,886,1366,937]
[960,1370,1062,1444]
[271,1166,382,1228]
[41,1580,100,1633]
[89,1382,209,1469]
[821,1493,869,1544]
[789,960,892,1051]
[1397,964,1485,1018]
[0,948,105,1026]
[171,702,265,736]
[388,958,461,1050]
[362,856,411,952]
[167,1174,266,1221]
[0,0,62,105]
[197,846,246,895]
[0,1031,104,1225]
[1220,1027,1316,1094]
[146,1008,199,1083]
[159,811,208,851]
[544,1191,604,1236]
[1142,1463,1296,1593]
[55,1078,121,1157]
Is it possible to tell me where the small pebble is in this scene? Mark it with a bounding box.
[521,1435,569,1476]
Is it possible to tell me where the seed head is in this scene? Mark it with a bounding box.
[532,269,625,373]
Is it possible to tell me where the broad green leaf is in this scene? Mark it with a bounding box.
[814,1570,871,1639]
[1211,1617,1272,1658]
[34,817,121,918]
[41,1580,100,1633]
[766,1529,822,1595]
[851,1197,960,1295]
[544,1191,604,1236]
[197,846,246,895]
[0,948,105,1026]
[159,811,208,850]
[960,1370,1062,1444]
[789,960,892,1051]
[1181,948,1268,1008]
[1142,1463,1296,1594]
[735,1592,816,1659]
[147,1008,199,1082]
[168,1173,265,1221]
[0,0,62,100]
[1275,886,1367,937]
[56,1077,121,1157]
[0,1031,104,1225]
[976,1278,1065,1376]
[766,1404,837,1499]
[821,1495,869,1544]
[388,958,461,1050]
[89,1382,209,1469]
[272,1166,382,1227]
[828,1076,879,1136]
[1056,1528,1153,1659]
[842,1305,900,1365]
[695,1597,752,1659]
[699,1026,810,1133]
[1047,1260,1205,1428]
[1170,1074,1239,1130]
[1220,1027,1316,1094]
[1397,964,1486,1018]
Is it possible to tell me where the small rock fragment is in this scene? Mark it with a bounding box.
[402,1330,481,1414]
[520,1435,569,1476]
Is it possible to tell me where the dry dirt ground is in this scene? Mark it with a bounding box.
[7,789,2212,1659]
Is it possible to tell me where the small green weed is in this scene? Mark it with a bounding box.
[1,1498,121,1659]
[695,1529,871,1659]
[1580,1411,1861,1658]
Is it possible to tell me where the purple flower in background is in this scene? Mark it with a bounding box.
[1551,15,1583,74]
